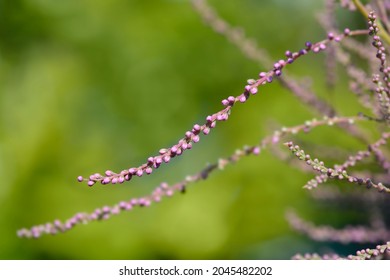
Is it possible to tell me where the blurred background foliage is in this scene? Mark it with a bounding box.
[0,0,369,259]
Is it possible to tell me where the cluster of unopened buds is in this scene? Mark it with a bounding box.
[285,140,390,193]
[77,121,210,186]
[293,242,390,260]
[78,31,356,188]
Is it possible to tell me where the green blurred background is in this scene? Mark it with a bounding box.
[0,0,369,259]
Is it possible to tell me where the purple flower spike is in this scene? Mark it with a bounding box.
[136,169,144,177]
[250,87,258,94]
[305,41,312,49]
[203,127,210,135]
[103,177,111,184]
[239,94,247,103]
[77,176,83,182]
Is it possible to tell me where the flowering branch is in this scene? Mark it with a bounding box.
[302,132,390,189]
[284,137,390,193]
[286,210,390,244]
[292,241,390,260]
[77,28,369,187]
[352,0,390,44]
[192,0,336,116]
[18,115,361,238]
